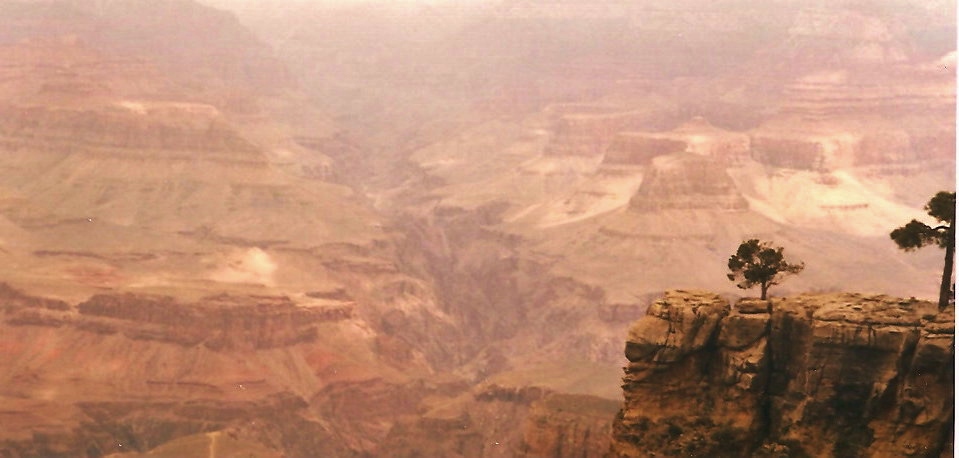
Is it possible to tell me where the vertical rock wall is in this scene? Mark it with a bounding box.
[608,291,954,457]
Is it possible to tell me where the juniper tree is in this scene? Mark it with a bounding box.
[890,191,955,311]
[727,239,804,300]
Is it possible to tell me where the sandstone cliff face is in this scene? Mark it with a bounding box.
[628,154,748,212]
[608,291,954,457]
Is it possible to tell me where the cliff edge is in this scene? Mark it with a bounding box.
[608,291,954,458]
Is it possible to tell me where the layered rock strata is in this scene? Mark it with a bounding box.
[0,284,361,457]
[377,383,620,458]
[1,284,353,351]
[628,154,748,211]
[603,118,751,166]
[603,135,687,166]
[544,112,648,157]
[608,291,955,457]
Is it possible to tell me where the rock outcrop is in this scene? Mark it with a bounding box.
[628,154,749,211]
[0,283,356,379]
[376,383,620,458]
[603,134,688,166]
[544,112,649,157]
[608,291,955,457]
[0,285,353,457]
[747,52,956,171]
[603,118,751,167]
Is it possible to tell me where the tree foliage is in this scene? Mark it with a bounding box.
[890,191,955,310]
[727,239,804,300]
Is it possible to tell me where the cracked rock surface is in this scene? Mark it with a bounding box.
[609,291,954,458]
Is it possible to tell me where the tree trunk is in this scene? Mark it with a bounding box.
[761,283,768,300]
[939,220,955,311]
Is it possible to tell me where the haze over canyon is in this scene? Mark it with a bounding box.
[0,0,954,456]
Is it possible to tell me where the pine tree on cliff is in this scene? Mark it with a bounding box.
[890,191,956,311]
[727,239,804,300]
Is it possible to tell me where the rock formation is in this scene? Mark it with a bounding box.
[0,0,292,93]
[628,154,749,211]
[603,135,687,166]
[748,64,956,171]
[603,117,751,166]
[608,291,955,457]
[544,112,650,157]
[375,383,620,457]
[0,283,365,457]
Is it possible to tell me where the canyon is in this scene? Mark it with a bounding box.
[0,0,954,456]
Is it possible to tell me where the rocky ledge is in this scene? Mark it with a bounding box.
[608,291,954,458]
[0,284,353,350]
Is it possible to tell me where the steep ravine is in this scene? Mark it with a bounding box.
[397,204,639,363]
[355,200,636,457]
[608,291,955,458]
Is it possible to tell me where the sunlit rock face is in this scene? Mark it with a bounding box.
[609,291,954,457]
[629,154,748,212]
